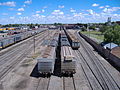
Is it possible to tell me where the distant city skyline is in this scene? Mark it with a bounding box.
[0,0,120,24]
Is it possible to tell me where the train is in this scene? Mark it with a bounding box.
[0,27,16,31]
[0,29,46,49]
[37,29,77,76]
[37,32,59,76]
[64,29,80,49]
[60,30,76,75]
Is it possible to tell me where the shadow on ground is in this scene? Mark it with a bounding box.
[30,63,51,78]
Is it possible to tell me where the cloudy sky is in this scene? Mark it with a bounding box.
[0,0,120,24]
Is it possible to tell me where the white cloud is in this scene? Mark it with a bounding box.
[41,15,45,18]
[36,9,45,13]
[1,12,120,24]
[52,10,64,15]
[87,9,94,15]
[103,8,108,13]
[10,17,15,19]
[17,13,22,15]
[0,1,16,7]
[2,13,8,15]
[33,14,39,17]
[24,0,32,4]
[70,8,76,13]
[58,5,64,8]
[92,3,99,7]
[43,6,47,9]
[99,6,104,9]
[99,5,110,9]
[32,14,45,19]
[18,8,24,11]
[23,5,26,7]
[105,5,110,8]
[73,13,83,17]
[36,11,41,13]
[8,8,14,11]
[42,9,45,13]
[103,7,120,13]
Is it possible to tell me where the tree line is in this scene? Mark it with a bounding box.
[100,24,120,45]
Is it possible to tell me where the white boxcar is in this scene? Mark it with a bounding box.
[61,46,76,74]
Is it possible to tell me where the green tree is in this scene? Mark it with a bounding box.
[100,25,110,33]
[104,25,120,45]
[89,25,96,30]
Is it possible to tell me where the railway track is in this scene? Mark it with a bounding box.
[0,31,46,69]
[0,30,46,59]
[72,77,76,90]
[0,30,49,80]
[35,77,51,90]
[74,50,100,90]
[63,76,76,90]
[76,32,120,90]
[75,50,103,90]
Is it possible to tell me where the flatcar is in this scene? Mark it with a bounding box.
[60,30,76,75]
[61,46,76,75]
[64,30,80,49]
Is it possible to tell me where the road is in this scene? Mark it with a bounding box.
[0,30,119,90]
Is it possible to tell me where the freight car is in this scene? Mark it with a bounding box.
[64,30,80,49]
[0,29,46,49]
[0,36,15,48]
[61,30,70,46]
[37,32,59,76]
[60,30,76,75]
[37,46,56,76]
[61,46,76,75]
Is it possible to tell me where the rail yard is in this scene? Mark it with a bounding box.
[0,27,120,90]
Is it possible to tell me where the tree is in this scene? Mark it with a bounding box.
[89,25,96,30]
[100,25,110,33]
[104,24,120,45]
[54,23,62,26]
[81,27,87,31]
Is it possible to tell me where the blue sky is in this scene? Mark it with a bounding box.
[0,0,120,24]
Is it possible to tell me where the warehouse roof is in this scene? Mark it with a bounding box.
[111,46,120,58]
[104,43,118,49]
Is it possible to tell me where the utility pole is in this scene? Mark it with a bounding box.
[33,31,35,54]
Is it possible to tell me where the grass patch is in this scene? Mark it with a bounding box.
[80,31,104,43]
